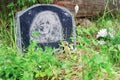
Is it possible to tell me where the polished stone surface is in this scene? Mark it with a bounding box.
[15,4,76,52]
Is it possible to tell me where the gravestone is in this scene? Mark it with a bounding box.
[15,4,76,52]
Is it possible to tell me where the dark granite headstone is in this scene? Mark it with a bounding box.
[15,4,76,52]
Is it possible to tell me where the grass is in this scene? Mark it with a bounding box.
[1,15,120,80]
[0,1,120,80]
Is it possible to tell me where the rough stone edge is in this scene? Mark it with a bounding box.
[15,4,76,52]
[15,12,23,53]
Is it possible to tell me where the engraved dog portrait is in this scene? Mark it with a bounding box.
[30,11,62,43]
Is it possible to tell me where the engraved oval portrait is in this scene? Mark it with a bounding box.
[30,11,63,43]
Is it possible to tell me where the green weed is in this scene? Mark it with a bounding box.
[0,0,120,80]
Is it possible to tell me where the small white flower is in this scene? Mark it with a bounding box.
[75,4,79,14]
[38,65,41,68]
[96,29,107,39]
[98,40,106,44]
[96,28,115,45]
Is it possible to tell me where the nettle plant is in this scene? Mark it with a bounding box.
[76,19,118,79]
[82,52,116,80]
[95,19,120,66]
[0,42,62,80]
